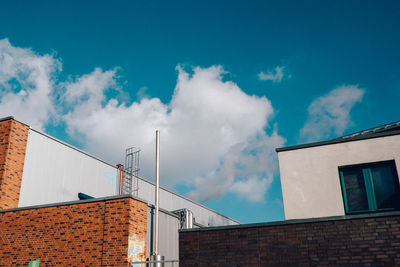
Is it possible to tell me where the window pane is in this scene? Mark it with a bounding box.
[342,168,369,212]
[371,165,399,209]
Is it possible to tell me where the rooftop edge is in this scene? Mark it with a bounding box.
[0,194,147,213]
[276,128,400,152]
[180,210,400,232]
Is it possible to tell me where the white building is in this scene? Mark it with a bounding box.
[277,121,400,220]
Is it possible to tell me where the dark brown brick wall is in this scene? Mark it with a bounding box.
[0,118,29,210]
[180,213,400,266]
[0,196,147,266]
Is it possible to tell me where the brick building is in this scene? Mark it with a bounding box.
[0,116,238,266]
[179,121,400,266]
[1,196,147,266]
[180,211,400,266]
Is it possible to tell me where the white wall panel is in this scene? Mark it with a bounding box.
[19,130,117,207]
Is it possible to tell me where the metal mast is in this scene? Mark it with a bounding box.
[154,130,160,256]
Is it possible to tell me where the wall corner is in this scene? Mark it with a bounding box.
[0,118,30,210]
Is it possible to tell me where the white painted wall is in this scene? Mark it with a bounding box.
[278,134,400,220]
[19,129,117,207]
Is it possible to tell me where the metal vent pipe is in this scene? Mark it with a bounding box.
[154,130,160,256]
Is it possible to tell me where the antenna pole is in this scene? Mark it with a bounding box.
[154,130,160,256]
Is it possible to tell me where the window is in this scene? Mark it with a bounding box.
[339,160,400,214]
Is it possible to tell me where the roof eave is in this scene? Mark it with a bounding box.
[276,129,400,153]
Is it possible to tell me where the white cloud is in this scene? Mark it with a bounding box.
[188,129,284,203]
[0,39,61,129]
[62,68,120,138]
[300,85,365,142]
[258,66,285,83]
[0,38,284,203]
[136,86,150,100]
[230,177,269,203]
[63,65,284,203]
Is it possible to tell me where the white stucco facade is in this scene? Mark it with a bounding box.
[278,134,400,220]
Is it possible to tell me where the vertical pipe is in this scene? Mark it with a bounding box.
[119,165,122,195]
[154,130,160,256]
[117,164,124,195]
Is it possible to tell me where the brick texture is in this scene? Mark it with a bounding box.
[0,118,29,210]
[180,214,400,266]
[0,196,147,266]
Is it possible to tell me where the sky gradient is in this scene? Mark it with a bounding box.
[1,0,399,223]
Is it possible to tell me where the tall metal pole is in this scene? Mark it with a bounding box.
[154,130,160,256]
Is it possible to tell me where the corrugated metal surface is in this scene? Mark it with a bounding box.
[18,130,117,207]
[138,179,238,226]
[146,207,179,260]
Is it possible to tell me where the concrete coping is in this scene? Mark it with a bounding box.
[0,194,148,213]
[0,116,15,122]
[179,210,400,232]
[0,116,30,127]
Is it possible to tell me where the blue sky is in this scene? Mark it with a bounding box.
[0,0,399,223]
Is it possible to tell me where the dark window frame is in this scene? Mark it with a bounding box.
[339,160,400,215]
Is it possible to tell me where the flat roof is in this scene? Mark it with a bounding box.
[276,120,400,152]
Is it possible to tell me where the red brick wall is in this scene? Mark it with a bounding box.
[180,213,400,266]
[0,196,147,266]
[0,117,29,210]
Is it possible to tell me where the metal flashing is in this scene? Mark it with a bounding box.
[179,210,400,232]
[0,116,14,122]
[276,126,400,153]
[0,116,30,127]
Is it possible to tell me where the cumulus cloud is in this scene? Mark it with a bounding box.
[62,68,120,138]
[230,177,269,203]
[136,86,150,100]
[258,66,285,83]
[188,129,284,203]
[0,38,284,203]
[0,39,61,129]
[300,85,364,142]
[63,65,283,203]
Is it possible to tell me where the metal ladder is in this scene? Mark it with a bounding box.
[123,147,140,196]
